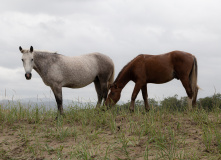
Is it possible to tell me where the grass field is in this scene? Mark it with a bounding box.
[1,100,221,160]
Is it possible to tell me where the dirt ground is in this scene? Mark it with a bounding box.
[0,110,220,160]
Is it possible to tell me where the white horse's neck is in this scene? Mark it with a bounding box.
[33,51,61,78]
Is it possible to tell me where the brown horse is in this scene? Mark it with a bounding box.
[105,51,199,111]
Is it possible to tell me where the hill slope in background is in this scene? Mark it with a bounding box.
[0,98,97,109]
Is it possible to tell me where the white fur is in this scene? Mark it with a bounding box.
[22,52,34,74]
[46,53,100,88]
[187,98,192,110]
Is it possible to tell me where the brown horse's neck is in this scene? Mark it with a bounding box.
[115,65,131,91]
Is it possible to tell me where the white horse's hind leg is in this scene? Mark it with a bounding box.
[100,82,108,103]
[94,78,102,108]
[187,98,192,110]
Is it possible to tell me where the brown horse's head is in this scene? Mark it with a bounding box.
[105,83,121,107]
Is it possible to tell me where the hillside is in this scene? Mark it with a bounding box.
[0,95,221,159]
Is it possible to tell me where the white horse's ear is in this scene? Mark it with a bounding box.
[19,46,23,53]
[30,46,33,53]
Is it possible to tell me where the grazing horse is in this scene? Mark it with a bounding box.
[19,46,115,115]
[105,51,199,111]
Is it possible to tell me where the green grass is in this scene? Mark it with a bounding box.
[1,101,221,159]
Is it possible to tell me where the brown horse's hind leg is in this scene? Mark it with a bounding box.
[192,87,198,106]
[141,84,150,111]
[130,82,144,112]
[180,77,193,110]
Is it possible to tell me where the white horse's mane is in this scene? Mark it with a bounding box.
[21,49,58,55]
[34,50,58,54]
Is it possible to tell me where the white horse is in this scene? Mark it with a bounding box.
[19,46,115,115]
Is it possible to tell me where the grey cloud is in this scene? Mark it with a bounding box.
[0,0,221,101]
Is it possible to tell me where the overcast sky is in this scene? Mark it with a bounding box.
[0,0,221,103]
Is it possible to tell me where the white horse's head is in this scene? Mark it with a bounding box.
[19,46,34,80]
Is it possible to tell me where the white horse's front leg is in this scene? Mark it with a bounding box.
[51,86,63,115]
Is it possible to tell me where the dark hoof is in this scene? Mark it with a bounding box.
[101,107,106,112]
[95,106,107,112]
[146,108,150,112]
[55,113,65,120]
[129,108,134,113]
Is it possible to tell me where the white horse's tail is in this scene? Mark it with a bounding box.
[108,65,115,86]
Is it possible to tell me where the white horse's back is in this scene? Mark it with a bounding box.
[59,53,100,88]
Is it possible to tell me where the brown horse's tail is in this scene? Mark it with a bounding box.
[189,56,199,105]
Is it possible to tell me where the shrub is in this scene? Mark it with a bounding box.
[197,93,221,110]
[160,95,187,111]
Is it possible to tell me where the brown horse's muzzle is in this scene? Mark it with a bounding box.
[25,73,32,80]
[105,103,111,109]
[105,98,116,108]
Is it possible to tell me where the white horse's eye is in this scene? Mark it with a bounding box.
[31,59,33,61]
[21,59,24,62]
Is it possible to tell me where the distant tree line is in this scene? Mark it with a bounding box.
[119,93,221,111]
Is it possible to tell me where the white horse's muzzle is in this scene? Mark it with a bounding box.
[25,72,32,80]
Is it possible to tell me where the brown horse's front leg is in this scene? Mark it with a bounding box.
[141,84,150,111]
[129,101,135,112]
[130,82,143,112]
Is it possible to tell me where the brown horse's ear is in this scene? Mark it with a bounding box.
[109,83,120,89]
[19,46,23,53]
[108,83,112,89]
[108,83,115,89]
[30,46,33,53]
[114,83,118,89]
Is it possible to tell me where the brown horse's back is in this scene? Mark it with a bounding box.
[130,51,195,84]
[170,51,195,80]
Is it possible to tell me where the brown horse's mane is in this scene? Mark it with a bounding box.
[114,54,143,83]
